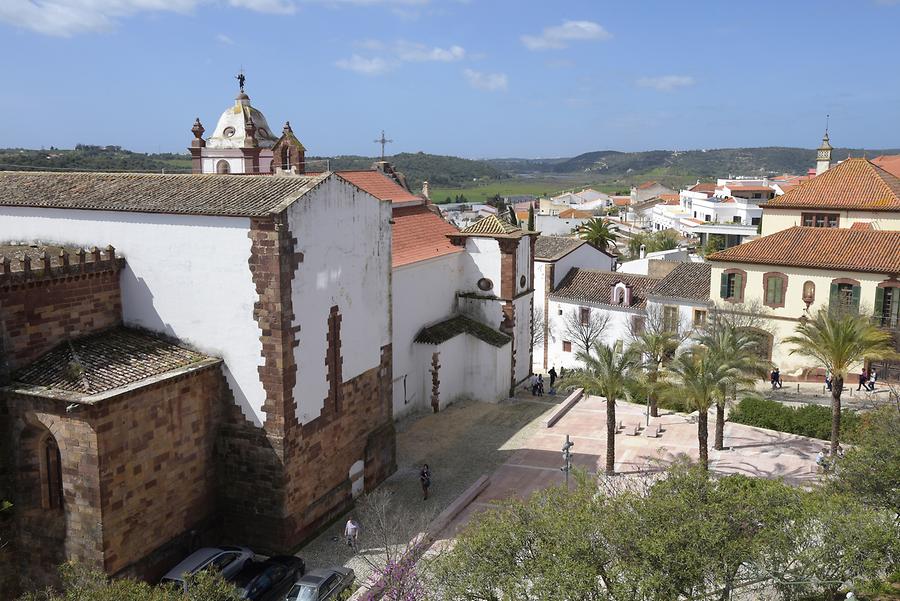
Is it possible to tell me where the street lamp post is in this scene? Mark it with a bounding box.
[561,434,574,489]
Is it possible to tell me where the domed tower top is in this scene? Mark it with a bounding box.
[816,120,833,176]
[206,89,279,150]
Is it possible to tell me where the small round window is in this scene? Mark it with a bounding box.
[477,278,493,292]
[223,126,236,137]
[519,275,527,288]
[258,128,269,138]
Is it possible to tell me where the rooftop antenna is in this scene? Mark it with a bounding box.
[374,130,393,160]
[825,113,829,136]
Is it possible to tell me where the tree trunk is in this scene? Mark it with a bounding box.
[830,375,843,455]
[714,401,725,451]
[649,370,659,418]
[606,398,616,475]
[698,409,709,471]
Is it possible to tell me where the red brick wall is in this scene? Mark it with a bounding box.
[1,270,122,377]
[93,365,224,575]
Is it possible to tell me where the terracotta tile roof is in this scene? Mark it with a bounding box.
[647,262,711,301]
[612,196,631,207]
[414,315,510,347]
[761,158,900,212]
[0,171,328,217]
[663,198,681,206]
[690,182,717,193]
[12,327,216,397]
[707,226,900,274]
[871,155,900,179]
[391,205,462,268]
[657,194,680,202]
[638,180,660,190]
[551,269,660,309]
[459,214,523,237]
[515,210,530,221]
[534,236,586,261]
[558,208,593,219]
[336,170,422,204]
[849,221,875,231]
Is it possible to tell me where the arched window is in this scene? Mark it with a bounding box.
[215,160,231,174]
[43,434,63,510]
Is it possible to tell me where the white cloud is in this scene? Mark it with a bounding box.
[0,0,300,36]
[521,20,611,50]
[463,68,507,92]
[395,41,464,62]
[216,33,234,44]
[229,0,296,13]
[636,75,696,91]
[335,54,393,76]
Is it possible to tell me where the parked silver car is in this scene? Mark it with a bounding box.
[160,546,254,591]
[284,567,355,601]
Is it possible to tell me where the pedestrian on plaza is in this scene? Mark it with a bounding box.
[868,367,877,391]
[548,366,557,394]
[856,368,867,391]
[537,375,545,396]
[530,374,539,396]
[824,369,832,391]
[770,367,782,389]
[419,464,432,500]
[344,516,359,550]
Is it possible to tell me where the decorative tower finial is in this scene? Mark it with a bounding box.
[191,118,205,148]
[816,117,833,176]
[236,67,246,93]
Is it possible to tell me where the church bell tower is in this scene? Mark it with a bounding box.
[816,128,833,176]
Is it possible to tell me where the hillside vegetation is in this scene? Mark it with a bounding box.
[0,145,191,173]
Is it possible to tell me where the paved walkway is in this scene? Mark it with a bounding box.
[756,380,894,410]
[296,395,557,583]
[440,394,826,538]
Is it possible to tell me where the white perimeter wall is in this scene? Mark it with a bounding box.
[287,177,392,425]
[0,206,267,424]
[429,334,510,406]
[391,252,466,418]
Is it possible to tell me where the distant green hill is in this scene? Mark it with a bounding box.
[313,151,507,189]
[0,145,191,173]
[486,147,900,179]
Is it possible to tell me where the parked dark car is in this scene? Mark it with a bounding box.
[284,567,355,601]
[160,546,254,592]
[232,555,306,601]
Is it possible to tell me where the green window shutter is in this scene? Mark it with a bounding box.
[851,285,861,314]
[829,282,839,310]
[720,273,728,299]
[875,287,885,321]
[734,273,743,300]
[775,278,783,304]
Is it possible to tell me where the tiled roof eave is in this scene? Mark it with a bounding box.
[6,357,223,404]
[548,293,646,311]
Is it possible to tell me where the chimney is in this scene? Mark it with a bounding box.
[639,244,646,259]
[422,180,431,201]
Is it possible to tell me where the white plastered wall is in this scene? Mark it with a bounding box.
[0,206,266,423]
[287,177,392,425]
[423,334,510,407]
[545,297,638,371]
[761,208,900,236]
[391,252,466,418]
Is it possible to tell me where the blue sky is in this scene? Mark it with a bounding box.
[2,0,899,158]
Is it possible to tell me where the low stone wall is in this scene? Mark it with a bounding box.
[543,388,583,428]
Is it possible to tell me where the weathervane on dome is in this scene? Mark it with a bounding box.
[236,67,246,93]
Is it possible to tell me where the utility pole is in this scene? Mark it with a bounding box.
[561,434,574,489]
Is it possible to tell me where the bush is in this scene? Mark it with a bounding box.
[729,397,861,441]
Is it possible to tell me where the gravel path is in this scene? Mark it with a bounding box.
[753,380,894,410]
[295,394,558,584]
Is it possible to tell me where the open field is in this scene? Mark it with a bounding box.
[431,179,625,204]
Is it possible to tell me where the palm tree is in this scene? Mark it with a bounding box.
[696,325,768,450]
[563,343,640,475]
[631,327,681,418]
[664,347,742,470]
[577,218,616,253]
[784,307,897,454]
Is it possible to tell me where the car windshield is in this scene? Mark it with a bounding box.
[286,583,318,601]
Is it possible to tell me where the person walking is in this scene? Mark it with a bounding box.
[548,366,557,394]
[530,374,539,396]
[770,367,782,389]
[856,367,867,391]
[344,517,359,550]
[868,367,877,391]
[824,369,832,391]
[537,375,545,396]
[419,464,432,501]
